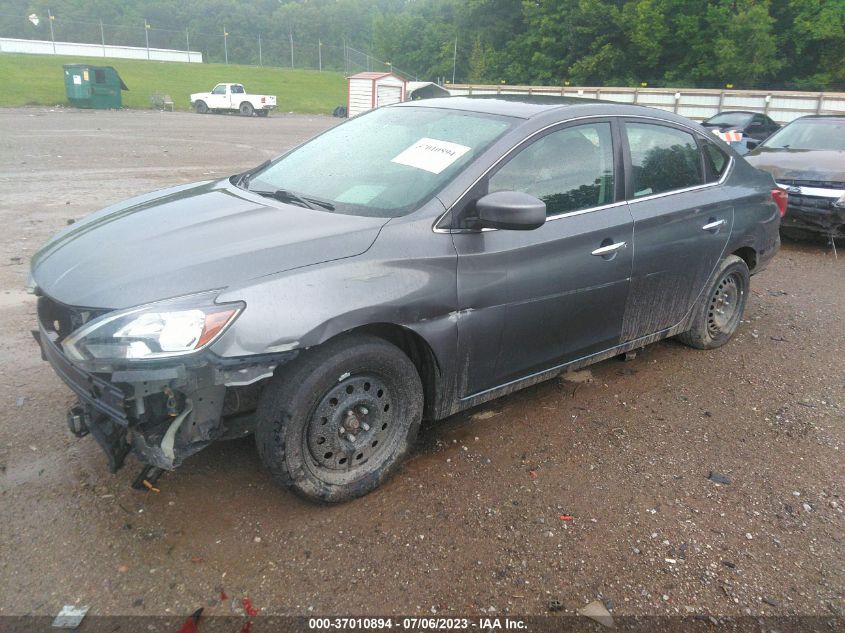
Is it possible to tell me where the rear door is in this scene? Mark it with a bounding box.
[452,119,633,395]
[747,114,771,141]
[620,120,734,342]
[229,84,245,108]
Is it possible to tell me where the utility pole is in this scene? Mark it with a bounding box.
[258,33,262,66]
[343,37,348,75]
[47,9,55,54]
[451,36,457,84]
[318,40,322,72]
[99,19,105,57]
[144,20,150,60]
[185,29,190,62]
[223,27,228,64]
[288,24,294,68]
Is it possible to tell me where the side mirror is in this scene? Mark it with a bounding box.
[475,191,546,231]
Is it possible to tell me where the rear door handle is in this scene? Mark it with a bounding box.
[702,219,726,231]
[591,241,627,256]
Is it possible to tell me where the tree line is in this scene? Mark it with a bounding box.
[6,0,844,89]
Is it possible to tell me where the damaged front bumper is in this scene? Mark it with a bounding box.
[777,182,845,238]
[35,320,296,474]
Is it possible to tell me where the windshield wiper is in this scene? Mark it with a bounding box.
[251,188,335,211]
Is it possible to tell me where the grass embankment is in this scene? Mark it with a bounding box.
[0,52,346,113]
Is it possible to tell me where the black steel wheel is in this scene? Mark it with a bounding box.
[194,100,208,114]
[256,334,423,503]
[306,374,396,476]
[678,254,750,350]
[706,272,742,338]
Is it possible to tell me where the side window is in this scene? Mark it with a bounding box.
[489,122,615,217]
[702,142,730,182]
[625,122,703,197]
[231,85,244,94]
[94,69,105,84]
[211,85,226,95]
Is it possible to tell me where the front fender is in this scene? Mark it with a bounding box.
[210,213,458,379]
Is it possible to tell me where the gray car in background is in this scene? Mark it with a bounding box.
[30,97,782,502]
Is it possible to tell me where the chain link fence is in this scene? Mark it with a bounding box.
[0,11,416,78]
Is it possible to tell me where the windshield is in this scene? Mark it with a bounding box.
[704,112,752,127]
[243,106,515,217]
[762,118,845,150]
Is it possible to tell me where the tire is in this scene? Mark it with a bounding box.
[194,100,208,114]
[256,109,269,118]
[677,255,750,350]
[239,102,254,117]
[256,334,423,503]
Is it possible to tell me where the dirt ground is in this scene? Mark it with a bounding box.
[0,107,843,623]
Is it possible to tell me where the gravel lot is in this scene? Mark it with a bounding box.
[0,107,843,623]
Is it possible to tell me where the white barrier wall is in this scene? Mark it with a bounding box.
[447,84,845,124]
[0,37,202,63]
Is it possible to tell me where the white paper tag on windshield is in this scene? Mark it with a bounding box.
[391,137,471,174]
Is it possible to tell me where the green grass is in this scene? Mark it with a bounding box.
[0,52,346,113]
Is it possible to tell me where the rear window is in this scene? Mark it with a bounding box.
[702,143,730,182]
[625,123,703,197]
[706,112,752,127]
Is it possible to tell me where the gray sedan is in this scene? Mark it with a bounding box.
[30,97,782,502]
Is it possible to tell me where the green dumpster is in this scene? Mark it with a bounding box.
[63,64,128,109]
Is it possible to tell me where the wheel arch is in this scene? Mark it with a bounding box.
[731,246,757,273]
[347,323,442,421]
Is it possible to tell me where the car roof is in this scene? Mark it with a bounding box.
[794,114,845,121]
[393,95,699,126]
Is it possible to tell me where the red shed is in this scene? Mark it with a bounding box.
[347,71,407,117]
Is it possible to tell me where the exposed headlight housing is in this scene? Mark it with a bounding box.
[62,292,243,362]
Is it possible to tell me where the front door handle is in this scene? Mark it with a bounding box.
[591,241,627,256]
[702,219,726,231]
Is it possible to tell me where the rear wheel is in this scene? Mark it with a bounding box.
[677,255,749,350]
[256,334,423,503]
[194,100,208,114]
[239,102,254,117]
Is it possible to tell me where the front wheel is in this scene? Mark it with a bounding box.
[256,334,423,503]
[677,254,750,349]
[194,100,208,114]
[239,101,254,117]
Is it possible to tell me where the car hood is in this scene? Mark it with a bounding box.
[31,180,389,309]
[745,148,845,182]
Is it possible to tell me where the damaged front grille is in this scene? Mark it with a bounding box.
[788,195,835,211]
[37,295,111,341]
[778,178,845,190]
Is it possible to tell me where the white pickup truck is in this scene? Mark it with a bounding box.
[190,83,277,117]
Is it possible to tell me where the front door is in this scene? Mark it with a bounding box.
[451,120,634,396]
[619,120,734,342]
[207,84,229,109]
